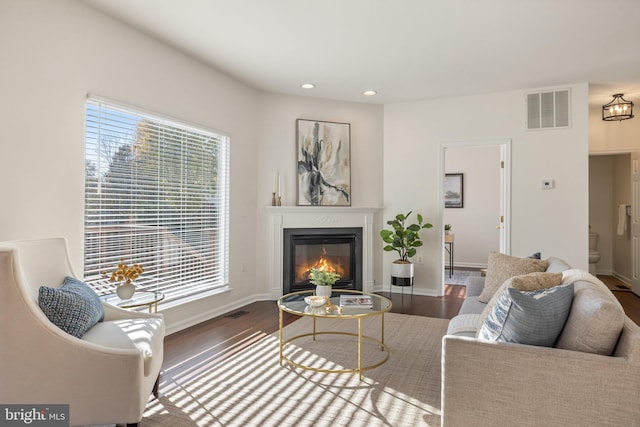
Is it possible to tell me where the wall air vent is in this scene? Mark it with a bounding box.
[526,89,570,130]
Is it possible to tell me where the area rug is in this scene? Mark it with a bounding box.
[142,313,449,427]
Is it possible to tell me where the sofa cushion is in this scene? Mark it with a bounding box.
[447,313,482,335]
[479,283,574,346]
[464,276,486,298]
[458,296,487,316]
[38,276,105,339]
[556,269,626,355]
[545,257,572,273]
[479,252,548,303]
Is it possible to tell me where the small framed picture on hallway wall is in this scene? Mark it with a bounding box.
[445,173,464,208]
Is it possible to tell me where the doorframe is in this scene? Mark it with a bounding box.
[631,151,640,296]
[589,150,637,294]
[438,139,512,293]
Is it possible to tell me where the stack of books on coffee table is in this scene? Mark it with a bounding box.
[339,295,373,309]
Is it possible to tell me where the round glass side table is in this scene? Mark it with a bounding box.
[100,291,164,313]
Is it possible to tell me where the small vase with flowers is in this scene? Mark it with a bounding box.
[104,260,144,300]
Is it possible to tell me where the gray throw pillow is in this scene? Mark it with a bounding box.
[479,283,574,347]
[476,272,564,335]
[38,276,105,339]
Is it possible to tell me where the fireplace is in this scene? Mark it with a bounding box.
[283,227,363,294]
[267,206,377,299]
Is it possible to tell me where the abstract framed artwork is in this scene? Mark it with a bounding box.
[444,173,464,208]
[296,119,351,206]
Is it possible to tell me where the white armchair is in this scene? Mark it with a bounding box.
[0,238,164,426]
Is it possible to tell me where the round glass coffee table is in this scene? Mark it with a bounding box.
[278,289,392,380]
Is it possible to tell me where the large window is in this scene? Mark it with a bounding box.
[84,97,229,305]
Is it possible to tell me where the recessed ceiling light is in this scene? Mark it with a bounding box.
[301,83,316,89]
[363,90,377,96]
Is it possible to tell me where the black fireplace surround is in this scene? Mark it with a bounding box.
[283,227,363,294]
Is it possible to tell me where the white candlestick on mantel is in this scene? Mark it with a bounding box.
[278,173,282,200]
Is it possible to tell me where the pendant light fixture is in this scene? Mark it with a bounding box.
[602,94,634,121]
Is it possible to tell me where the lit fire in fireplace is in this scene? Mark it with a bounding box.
[296,246,347,282]
[309,255,337,273]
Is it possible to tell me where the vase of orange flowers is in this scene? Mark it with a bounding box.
[105,260,144,300]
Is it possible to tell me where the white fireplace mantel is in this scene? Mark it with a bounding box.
[267,206,380,299]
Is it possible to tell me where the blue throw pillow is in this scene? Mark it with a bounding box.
[38,276,105,339]
[479,282,574,347]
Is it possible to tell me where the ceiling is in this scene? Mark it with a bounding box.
[83,0,640,105]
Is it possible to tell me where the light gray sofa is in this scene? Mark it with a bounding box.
[441,257,640,427]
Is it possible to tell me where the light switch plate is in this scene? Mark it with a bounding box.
[542,179,555,189]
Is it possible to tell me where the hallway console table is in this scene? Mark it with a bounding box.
[445,233,454,278]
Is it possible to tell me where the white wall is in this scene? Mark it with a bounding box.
[0,0,260,333]
[444,145,501,267]
[384,86,590,295]
[0,0,385,332]
[254,93,384,293]
[0,0,594,328]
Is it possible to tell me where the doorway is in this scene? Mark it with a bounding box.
[588,153,632,284]
[439,139,511,293]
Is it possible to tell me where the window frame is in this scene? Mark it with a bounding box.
[83,96,230,307]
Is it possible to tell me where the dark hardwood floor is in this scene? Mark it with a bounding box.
[163,285,467,369]
[162,285,467,378]
[598,274,640,325]
[162,275,640,380]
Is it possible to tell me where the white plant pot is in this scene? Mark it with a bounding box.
[391,262,414,287]
[315,285,332,298]
[116,283,136,300]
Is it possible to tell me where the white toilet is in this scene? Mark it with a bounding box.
[588,232,601,275]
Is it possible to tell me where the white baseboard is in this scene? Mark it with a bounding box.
[448,262,487,269]
[612,272,632,287]
[164,292,270,335]
[373,284,442,297]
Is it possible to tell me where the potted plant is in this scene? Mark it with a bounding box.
[309,267,340,297]
[444,224,452,235]
[380,211,433,287]
[104,259,145,300]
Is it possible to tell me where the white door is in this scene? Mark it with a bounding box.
[499,143,511,254]
[440,139,511,293]
[630,152,640,296]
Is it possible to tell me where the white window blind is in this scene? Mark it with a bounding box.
[84,97,229,305]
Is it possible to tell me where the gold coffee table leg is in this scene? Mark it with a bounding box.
[381,312,385,350]
[279,308,283,366]
[313,317,316,341]
[280,331,389,378]
[358,318,363,381]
